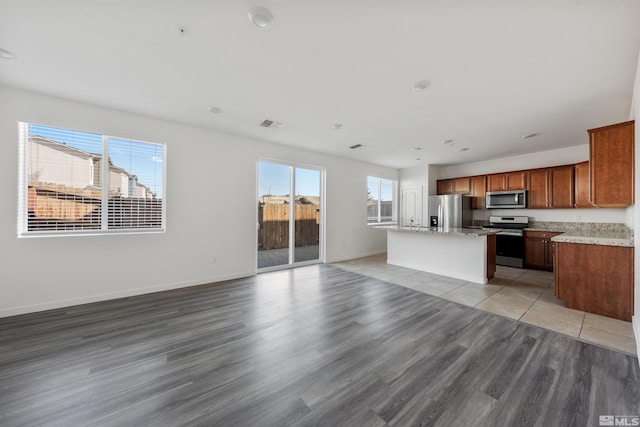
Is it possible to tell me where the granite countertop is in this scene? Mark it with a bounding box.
[523,221,634,247]
[550,230,634,247]
[380,225,498,237]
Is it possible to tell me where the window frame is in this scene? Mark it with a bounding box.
[17,122,167,237]
[367,176,398,225]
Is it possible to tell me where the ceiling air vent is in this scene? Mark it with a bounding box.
[349,144,363,149]
[259,119,284,128]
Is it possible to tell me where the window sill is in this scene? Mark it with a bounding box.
[18,228,166,238]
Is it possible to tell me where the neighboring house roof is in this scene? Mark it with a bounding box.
[30,135,157,198]
[29,136,96,160]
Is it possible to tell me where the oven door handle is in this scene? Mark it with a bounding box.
[498,231,523,237]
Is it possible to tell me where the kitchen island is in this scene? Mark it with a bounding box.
[383,226,498,284]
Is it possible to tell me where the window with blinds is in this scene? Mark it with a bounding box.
[367,176,397,224]
[18,122,165,236]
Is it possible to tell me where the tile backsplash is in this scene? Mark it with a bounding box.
[472,219,632,234]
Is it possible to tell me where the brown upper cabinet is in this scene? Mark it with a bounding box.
[589,120,634,208]
[437,177,470,195]
[574,161,595,208]
[452,177,470,194]
[528,169,550,209]
[470,175,487,209]
[549,165,575,208]
[437,179,453,195]
[528,165,574,208]
[487,171,527,192]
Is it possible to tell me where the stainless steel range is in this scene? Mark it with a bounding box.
[482,216,529,268]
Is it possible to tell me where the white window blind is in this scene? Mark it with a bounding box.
[18,122,165,236]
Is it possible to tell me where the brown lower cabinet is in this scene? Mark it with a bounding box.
[524,230,562,270]
[554,242,633,321]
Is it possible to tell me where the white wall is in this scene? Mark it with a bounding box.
[427,165,440,195]
[439,145,589,179]
[436,144,628,224]
[0,86,397,317]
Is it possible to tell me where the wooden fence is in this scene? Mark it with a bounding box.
[258,203,319,250]
[27,187,162,230]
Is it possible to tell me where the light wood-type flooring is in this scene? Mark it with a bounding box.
[1,264,639,426]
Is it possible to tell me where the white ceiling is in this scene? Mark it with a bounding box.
[1,0,639,169]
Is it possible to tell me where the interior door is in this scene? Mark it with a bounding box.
[401,186,422,227]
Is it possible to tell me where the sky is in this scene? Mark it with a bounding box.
[29,124,164,196]
[258,161,393,201]
[367,176,394,201]
[258,161,320,197]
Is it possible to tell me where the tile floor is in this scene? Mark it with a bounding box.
[332,254,638,355]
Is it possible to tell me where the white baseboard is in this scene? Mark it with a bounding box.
[326,250,386,264]
[0,271,256,319]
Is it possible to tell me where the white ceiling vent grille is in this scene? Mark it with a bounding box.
[259,119,284,128]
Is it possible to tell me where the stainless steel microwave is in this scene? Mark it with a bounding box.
[486,190,527,209]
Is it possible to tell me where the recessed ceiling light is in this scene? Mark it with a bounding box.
[177,26,188,36]
[208,106,223,114]
[349,144,363,149]
[522,133,539,139]
[412,147,422,151]
[413,80,430,91]
[331,123,343,130]
[248,7,274,29]
[458,147,469,152]
[415,157,421,161]
[441,139,453,144]
[0,48,17,60]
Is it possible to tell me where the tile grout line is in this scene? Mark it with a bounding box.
[516,279,552,322]
[577,312,587,339]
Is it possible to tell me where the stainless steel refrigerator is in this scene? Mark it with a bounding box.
[427,194,472,229]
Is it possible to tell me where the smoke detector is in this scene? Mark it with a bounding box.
[249,7,274,29]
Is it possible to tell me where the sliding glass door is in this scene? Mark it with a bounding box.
[257,161,323,270]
